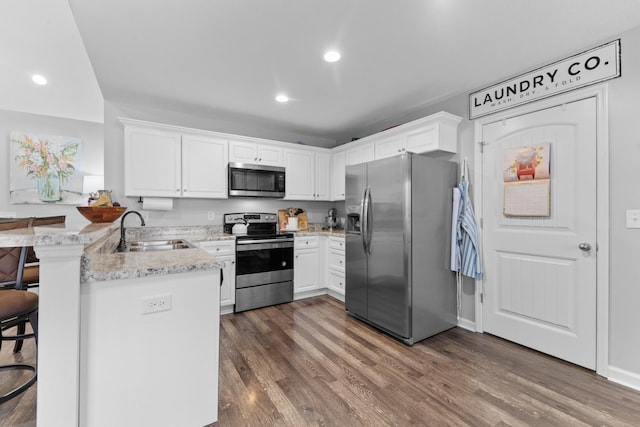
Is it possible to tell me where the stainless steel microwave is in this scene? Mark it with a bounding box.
[228,162,286,198]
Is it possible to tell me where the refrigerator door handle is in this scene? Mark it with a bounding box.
[366,187,373,254]
[362,186,372,254]
[360,187,369,253]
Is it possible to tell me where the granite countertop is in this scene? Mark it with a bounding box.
[294,229,345,237]
[82,225,230,283]
[0,222,345,284]
[0,222,119,247]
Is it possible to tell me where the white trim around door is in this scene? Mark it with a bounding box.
[472,84,610,377]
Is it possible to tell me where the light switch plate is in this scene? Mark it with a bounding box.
[626,210,640,228]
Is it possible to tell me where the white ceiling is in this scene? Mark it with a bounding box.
[4,1,640,144]
[0,0,103,123]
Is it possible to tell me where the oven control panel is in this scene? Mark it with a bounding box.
[224,213,277,224]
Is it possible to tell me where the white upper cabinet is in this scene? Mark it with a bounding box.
[315,151,331,201]
[284,148,330,201]
[345,141,375,165]
[181,135,228,198]
[373,112,462,160]
[122,119,228,198]
[124,125,182,197]
[228,140,284,166]
[330,150,346,201]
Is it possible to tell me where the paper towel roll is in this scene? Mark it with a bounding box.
[141,197,173,211]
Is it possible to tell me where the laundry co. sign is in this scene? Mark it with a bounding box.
[469,39,620,119]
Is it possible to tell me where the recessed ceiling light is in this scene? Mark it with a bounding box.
[32,74,47,85]
[323,51,341,63]
[275,94,289,103]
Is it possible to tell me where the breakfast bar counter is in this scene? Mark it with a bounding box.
[0,223,223,427]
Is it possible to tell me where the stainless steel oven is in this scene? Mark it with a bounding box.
[224,213,294,312]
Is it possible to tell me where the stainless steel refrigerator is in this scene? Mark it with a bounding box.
[345,153,457,345]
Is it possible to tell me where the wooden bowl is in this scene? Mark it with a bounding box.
[76,206,127,223]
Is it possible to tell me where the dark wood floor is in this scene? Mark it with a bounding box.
[2,295,640,426]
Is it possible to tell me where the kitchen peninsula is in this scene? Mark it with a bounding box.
[0,222,223,427]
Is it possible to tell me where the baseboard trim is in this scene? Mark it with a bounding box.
[607,366,640,392]
[457,317,476,332]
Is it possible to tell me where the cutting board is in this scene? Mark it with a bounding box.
[277,210,288,231]
[277,209,308,231]
[297,212,308,231]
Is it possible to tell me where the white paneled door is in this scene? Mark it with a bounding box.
[481,98,597,369]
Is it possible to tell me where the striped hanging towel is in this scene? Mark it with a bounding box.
[456,180,483,280]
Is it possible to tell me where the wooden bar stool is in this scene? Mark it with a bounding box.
[0,219,39,403]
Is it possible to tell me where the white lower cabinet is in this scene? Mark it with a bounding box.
[326,237,345,298]
[200,240,236,313]
[294,235,322,295]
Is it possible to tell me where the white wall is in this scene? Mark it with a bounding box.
[607,28,640,380]
[0,109,104,228]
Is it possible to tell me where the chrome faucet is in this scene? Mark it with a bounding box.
[117,210,146,252]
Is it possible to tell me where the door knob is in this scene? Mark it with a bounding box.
[578,243,592,251]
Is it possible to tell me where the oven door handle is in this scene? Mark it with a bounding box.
[236,238,294,245]
[236,241,294,251]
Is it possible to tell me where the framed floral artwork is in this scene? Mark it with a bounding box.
[10,132,84,204]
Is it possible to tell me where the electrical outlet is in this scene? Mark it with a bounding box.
[207,211,216,221]
[141,294,172,314]
[627,210,640,229]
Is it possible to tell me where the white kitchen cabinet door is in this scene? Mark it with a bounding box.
[284,149,315,200]
[374,135,405,160]
[315,152,331,201]
[404,125,438,154]
[218,255,236,309]
[345,141,375,165]
[200,240,236,311]
[228,140,284,166]
[124,126,182,197]
[182,135,228,198]
[327,269,345,296]
[326,237,345,297]
[331,150,346,201]
[294,248,320,293]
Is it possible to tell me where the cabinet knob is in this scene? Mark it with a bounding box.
[176,189,180,192]
[183,189,187,192]
[259,158,262,162]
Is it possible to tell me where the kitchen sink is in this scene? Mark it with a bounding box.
[119,239,195,252]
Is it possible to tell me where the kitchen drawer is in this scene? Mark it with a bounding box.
[328,249,345,272]
[295,235,319,249]
[200,240,235,255]
[328,237,345,251]
[328,269,345,295]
